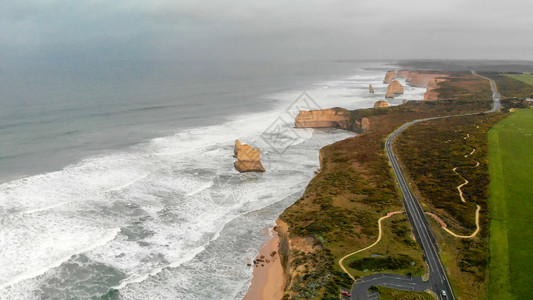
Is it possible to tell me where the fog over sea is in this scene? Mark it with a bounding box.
[0,61,425,299]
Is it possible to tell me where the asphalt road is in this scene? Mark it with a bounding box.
[351,74,500,300]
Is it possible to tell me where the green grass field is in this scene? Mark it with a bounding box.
[488,109,533,299]
[506,74,533,87]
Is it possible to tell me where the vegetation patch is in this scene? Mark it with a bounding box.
[435,73,493,101]
[394,112,512,299]
[488,109,533,300]
[374,286,434,300]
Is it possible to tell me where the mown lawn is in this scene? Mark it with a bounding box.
[488,109,533,300]
[506,74,533,87]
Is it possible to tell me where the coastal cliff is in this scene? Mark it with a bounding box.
[274,98,493,299]
[294,108,350,128]
[402,71,443,88]
[424,77,448,100]
[294,107,378,134]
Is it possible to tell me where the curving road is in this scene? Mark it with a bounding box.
[350,73,500,300]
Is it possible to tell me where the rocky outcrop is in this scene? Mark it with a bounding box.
[234,140,265,172]
[369,84,374,94]
[361,117,370,131]
[424,77,447,101]
[384,70,397,84]
[387,80,404,96]
[374,100,389,108]
[294,108,349,128]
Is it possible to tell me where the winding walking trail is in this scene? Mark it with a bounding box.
[338,211,405,281]
[426,131,481,239]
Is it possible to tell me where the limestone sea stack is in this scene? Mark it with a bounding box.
[384,70,397,84]
[386,80,404,99]
[369,84,374,94]
[234,140,265,172]
[385,88,395,99]
[294,108,349,128]
[374,100,389,108]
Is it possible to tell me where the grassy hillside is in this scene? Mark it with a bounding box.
[488,109,533,300]
[278,100,492,299]
[435,73,493,100]
[394,113,507,299]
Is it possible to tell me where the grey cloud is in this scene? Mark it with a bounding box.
[1,0,532,66]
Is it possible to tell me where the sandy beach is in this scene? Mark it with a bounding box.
[244,229,285,300]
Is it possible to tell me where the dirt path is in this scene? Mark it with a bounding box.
[427,132,481,238]
[452,167,468,203]
[338,211,404,281]
[425,205,480,239]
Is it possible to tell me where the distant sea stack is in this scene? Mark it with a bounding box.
[369,84,374,94]
[234,140,265,172]
[374,100,390,108]
[384,70,397,84]
[294,108,349,128]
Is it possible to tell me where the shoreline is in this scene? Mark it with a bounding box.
[243,228,284,300]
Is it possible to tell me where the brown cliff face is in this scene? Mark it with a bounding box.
[373,100,390,108]
[234,140,265,172]
[397,70,410,78]
[405,71,443,88]
[369,84,374,94]
[276,218,323,299]
[384,70,397,84]
[423,77,448,100]
[294,108,349,128]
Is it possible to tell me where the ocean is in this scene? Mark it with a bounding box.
[0,61,425,299]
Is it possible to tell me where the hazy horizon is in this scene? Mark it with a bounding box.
[2,0,533,71]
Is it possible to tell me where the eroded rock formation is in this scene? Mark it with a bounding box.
[386,88,395,99]
[386,80,404,98]
[234,140,265,172]
[384,70,397,84]
[374,100,390,108]
[294,108,349,128]
[369,84,374,94]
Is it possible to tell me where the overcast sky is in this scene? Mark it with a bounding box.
[1,0,532,66]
